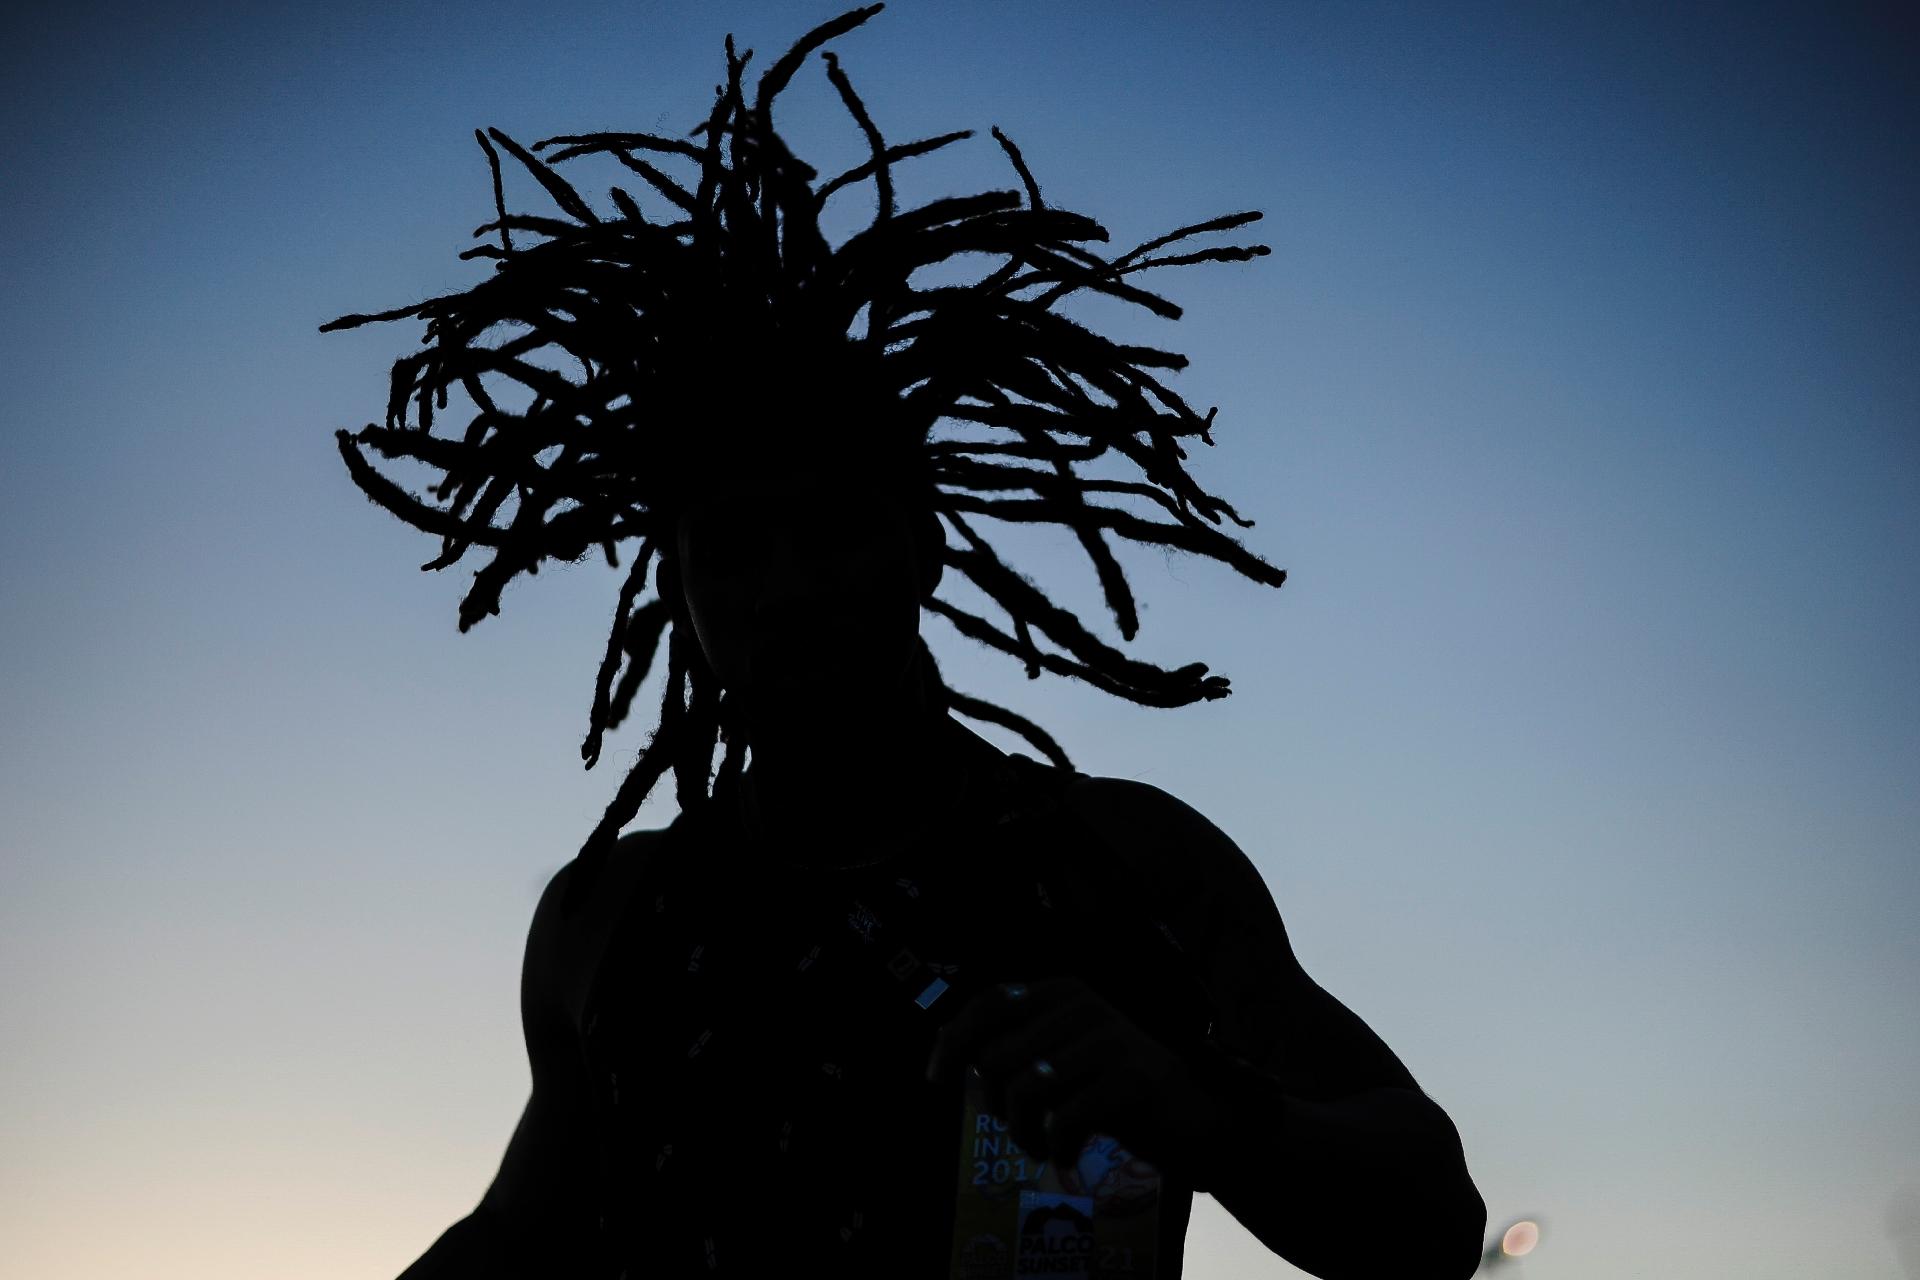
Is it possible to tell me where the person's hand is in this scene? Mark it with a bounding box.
[925,976,1217,1177]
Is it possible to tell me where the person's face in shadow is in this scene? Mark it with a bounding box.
[663,464,942,739]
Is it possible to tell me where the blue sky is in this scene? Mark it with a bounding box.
[2,2,1916,1276]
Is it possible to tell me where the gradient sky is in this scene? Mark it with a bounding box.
[3,2,1916,1277]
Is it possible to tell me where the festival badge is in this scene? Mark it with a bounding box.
[947,1064,1164,1278]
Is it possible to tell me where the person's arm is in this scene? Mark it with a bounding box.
[393,861,605,1279]
[391,1204,521,1280]
[1179,983,1485,1280]
[1068,778,1486,1280]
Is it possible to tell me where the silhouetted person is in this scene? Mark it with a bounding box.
[323,8,1485,1276]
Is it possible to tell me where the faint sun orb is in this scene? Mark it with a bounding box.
[1501,1220,1540,1257]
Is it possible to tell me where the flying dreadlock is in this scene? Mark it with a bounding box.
[319,4,1286,911]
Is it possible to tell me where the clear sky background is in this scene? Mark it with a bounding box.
[3,1,1916,1277]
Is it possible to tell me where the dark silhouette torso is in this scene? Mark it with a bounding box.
[561,724,1213,1277]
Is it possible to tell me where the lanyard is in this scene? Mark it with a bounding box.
[796,753,1220,1044]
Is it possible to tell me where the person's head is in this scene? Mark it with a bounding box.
[324,6,1283,912]
[656,459,947,737]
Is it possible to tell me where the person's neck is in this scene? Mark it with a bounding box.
[738,696,964,866]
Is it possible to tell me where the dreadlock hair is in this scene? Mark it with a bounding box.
[320,3,1287,914]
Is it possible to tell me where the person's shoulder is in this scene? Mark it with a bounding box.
[528,825,673,1024]
[536,824,668,923]
[1058,772,1307,1070]
[1056,771,1253,909]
